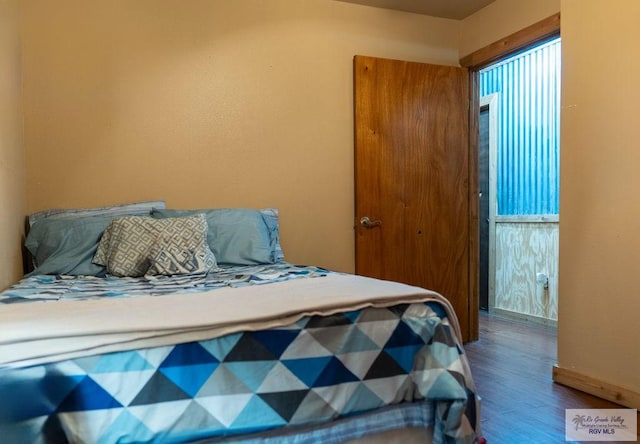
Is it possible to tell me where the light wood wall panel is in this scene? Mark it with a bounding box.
[495,222,558,321]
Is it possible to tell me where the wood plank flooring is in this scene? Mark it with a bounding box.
[464,311,639,443]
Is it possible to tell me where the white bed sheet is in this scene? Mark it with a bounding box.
[0,273,455,368]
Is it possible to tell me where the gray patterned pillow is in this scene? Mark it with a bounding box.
[93,214,217,277]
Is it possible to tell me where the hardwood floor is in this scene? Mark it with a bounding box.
[464,311,639,443]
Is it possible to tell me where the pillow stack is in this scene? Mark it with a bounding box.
[24,202,284,278]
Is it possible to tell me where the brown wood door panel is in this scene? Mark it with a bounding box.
[354,55,473,341]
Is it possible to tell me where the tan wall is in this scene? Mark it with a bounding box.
[459,0,560,58]
[558,0,640,394]
[22,0,460,273]
[0,0,26,290]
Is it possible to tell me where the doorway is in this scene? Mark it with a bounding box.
[477,37,561,324]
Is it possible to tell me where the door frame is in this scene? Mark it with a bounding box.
[480,93,499,312]
[462,13,560,335]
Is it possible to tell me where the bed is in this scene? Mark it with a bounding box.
[0,202,483,444]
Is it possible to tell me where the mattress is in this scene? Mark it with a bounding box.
[0,263,481,443]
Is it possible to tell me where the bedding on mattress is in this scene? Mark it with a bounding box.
[0,263,328,304]
[0,263,481,444]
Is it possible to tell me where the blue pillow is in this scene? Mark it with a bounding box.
[25,201,166,276]
[152,208,281,265]
[25,215,114,276]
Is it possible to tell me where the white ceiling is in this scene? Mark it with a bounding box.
[337,0,496,20]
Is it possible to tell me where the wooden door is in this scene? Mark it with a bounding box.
[354,55,476,341]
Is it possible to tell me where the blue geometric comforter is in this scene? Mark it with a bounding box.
[0,264,481,444]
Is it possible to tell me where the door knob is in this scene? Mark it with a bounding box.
[360,216,382,228]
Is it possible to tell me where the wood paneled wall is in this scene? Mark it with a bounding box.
[494,221,558,323]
